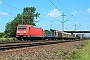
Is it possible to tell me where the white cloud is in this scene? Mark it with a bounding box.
[80,10,83,12]
[75,22,78,24]
[79,10,87,14]
[0,1,3,4]
[0,12,8,15]
[47,9,61,17]
[43,12,47,14]
[87,8,90,13]
[84,18,90,20]
[71,11,77,15]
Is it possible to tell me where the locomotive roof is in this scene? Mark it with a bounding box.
[17,24,42,29]
[18,24,32,26]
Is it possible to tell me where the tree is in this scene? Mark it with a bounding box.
[44,30,50,37]
[4,7,40,37]
[0,32,4,38]
[22,7,40,25]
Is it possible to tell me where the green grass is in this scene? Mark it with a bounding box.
[0,38,18,41]
[69,40,90,60]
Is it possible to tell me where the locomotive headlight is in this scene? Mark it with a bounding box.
[24,31,26,33]
[17,31,20,33]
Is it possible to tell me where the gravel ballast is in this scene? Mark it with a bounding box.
[0,41,81,60]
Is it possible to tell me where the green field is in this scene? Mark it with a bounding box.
[69,40,90,60]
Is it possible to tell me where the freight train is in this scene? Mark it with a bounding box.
[16,24,79,40]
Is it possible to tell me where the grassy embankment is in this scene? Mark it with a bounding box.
[64,40,90,60]
[0,38,18,41]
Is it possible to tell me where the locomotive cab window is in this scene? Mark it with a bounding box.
[18,26,27,29]
[29,27,30,30]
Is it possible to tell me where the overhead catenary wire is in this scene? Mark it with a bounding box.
[3,2,22,11]
[0,0,25,15]
[49,0,65,30]
[15,0,26,6]
[0,10,15,16]
[48,0,62,13]
[56,0,74,21]
[1,1,24,24]
[69,20,84,30]
[48,0,75,31]
[55,0,73,16]
[56,0,84,30]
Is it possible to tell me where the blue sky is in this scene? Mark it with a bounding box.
[0,0,90,32]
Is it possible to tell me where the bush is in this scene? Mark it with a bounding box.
[0,32,4,38]
[0,38,18,41]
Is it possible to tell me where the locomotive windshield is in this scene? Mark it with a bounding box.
[17,26,27,29]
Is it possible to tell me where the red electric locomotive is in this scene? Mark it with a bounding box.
[16,24,44,40]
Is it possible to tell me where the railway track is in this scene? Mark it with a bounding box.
[0,41,30,44]
[0,40,79,51]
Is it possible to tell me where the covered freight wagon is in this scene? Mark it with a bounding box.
[48,29,73,38]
